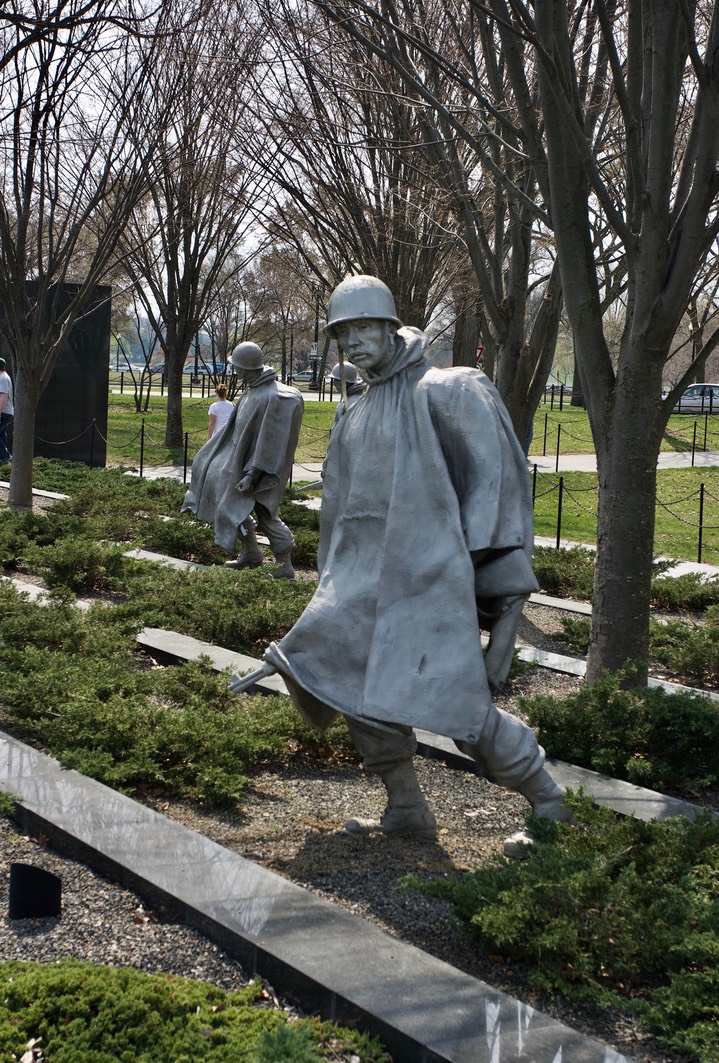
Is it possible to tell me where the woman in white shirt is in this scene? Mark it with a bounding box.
[207,384,235,438]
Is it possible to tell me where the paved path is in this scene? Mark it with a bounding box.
[528,449,719,473]
[136,449,719,485]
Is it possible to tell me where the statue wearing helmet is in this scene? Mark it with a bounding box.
[329,360,367,423]
[248,274,572,858]
[230,342,264,372]
[181,342,303,579]
[324,275,401,337]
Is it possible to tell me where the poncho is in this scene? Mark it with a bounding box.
[265,330,537,744]
[181,371,303,553]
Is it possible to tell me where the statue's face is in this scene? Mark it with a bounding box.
[335,319,394,372]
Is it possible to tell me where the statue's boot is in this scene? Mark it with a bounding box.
[269,550,295,580]
[503,767,574,859]
[224,525,264,569]
[344,762,437,840]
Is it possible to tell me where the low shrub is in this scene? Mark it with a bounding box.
[651,570,719,611]
[0,583,354,805]
[113,565,315,654]
[532,544,719,612]
[0,509,86,568]
[521,671,719,792]
[21,535,132,593]
[139,513,228,565]
[650,604,719,687]
[554,615,591,654]
[402,794,719,1063]
[532,545,595,599]
[0,960,386,1061]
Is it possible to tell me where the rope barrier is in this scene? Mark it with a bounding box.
[23,413,719,560]
[533,482,561,499]
[656,489,703,505]
[654,498,711,527]
[561,486,599,517]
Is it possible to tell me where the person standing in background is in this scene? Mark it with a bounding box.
[207,383,234,439]
[0,357,14,463]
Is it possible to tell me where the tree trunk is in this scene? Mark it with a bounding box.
[570,349,586,407]
[586,373,666,685]
[451,286,481,367]
[164,364,184,449]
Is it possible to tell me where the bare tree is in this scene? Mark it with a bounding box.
[500,0,719,683]
[302,0,570,443]
[0,0,181,509]
[306,0,719,683]
[119,0,278,449]
[112,292,161,413]
[253,0,456,328]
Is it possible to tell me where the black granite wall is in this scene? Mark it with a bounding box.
[3,283,111,467]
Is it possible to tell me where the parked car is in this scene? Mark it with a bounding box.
[183,363,227,375]
[292,370,316,382]
[673,383,719,414]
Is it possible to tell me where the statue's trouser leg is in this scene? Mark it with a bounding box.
[344,707,569,851]
[456,703,572,857]
[455,701,568,816]
[344,718,437,839]
[254,503,295,578]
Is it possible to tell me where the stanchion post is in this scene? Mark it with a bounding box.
[692,421,697,467]
[559,384,565,411]
[698,482,705,563]
[140,419,145,479]
[120,372,124,395]
[704,413,709,452]
[532,463,537,504]
[183,432,189,484]
[555,423,562,473]
[556,476,564,550]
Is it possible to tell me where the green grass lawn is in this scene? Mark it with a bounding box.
[105,394,336,470]
[533,466,719,564]
[531,402,719,456]
[104,393,719,564]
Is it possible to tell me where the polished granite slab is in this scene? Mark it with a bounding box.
[0,731,634,1062]
[137,627,288,695]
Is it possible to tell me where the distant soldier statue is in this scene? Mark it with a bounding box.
[234,278,572,855]
[329,360,367,423]
[182,342,303,580]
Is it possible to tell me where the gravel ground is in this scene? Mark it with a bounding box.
[0,486,713,1060]
[0,639,696,1063]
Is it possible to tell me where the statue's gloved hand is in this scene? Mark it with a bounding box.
[237,474,254,494]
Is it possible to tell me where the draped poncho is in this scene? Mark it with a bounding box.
[181,371,303,553]
[265,330,537,744]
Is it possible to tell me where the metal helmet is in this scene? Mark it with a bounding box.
[231,342,264,371]
[324,275,401,338]
[329,361,359,383]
